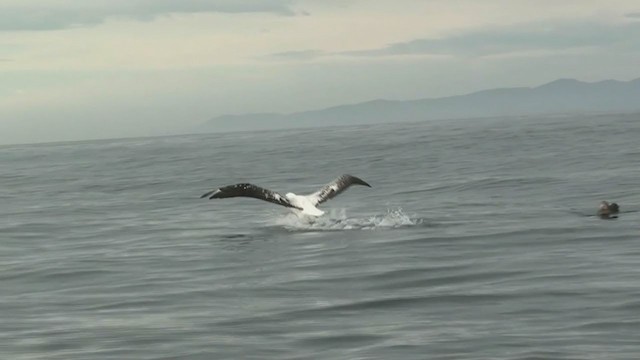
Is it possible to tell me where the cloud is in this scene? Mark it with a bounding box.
[341,20,640,58]
[265,19,640,61]
[267,49,326,61]
[0,0,297,31]
[3,0,640,145]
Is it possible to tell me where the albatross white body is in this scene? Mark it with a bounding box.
[201,174,371,217]
[285,193,325,217]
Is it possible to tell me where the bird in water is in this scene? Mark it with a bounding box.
[597,200,619,219]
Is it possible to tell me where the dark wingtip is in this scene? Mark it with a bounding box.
[348,175,371,188]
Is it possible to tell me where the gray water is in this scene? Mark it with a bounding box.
[2,113,640,359]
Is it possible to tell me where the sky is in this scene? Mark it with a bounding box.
[1,0,639,145]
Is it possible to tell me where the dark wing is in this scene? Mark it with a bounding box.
[200,183,301,210]
[307,174,371,206]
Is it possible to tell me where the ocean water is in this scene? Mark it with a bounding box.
[1,113,640,359]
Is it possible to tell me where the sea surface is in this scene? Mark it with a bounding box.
[1,113,640,359]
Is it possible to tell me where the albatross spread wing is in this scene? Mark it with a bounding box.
[307,174,371,206]
[201,183,301,210]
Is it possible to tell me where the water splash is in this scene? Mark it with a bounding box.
[270,207,424,231]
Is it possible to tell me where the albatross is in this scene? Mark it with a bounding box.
[200,174,372,217]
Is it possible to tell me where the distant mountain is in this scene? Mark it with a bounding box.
[199,77,640,132]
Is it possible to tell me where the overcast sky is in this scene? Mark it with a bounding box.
[1,0,639,144]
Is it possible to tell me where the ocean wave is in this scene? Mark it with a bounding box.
[270,207,425,231]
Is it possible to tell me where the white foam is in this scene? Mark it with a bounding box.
[270,207,423,231]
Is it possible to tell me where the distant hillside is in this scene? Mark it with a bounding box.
[199,77,640,132]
